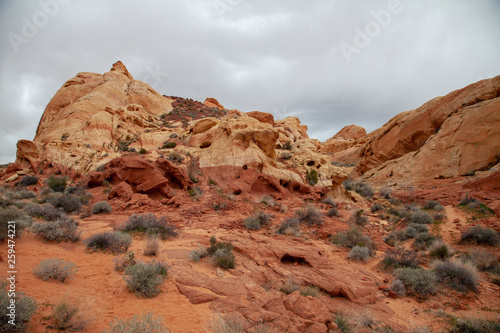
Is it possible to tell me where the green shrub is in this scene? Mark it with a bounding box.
[17,175,39,187]
[335,314,354,333]
[0,281,37,332]
[280,278,299,295]
[450,317,500,333]
[381,247,420,269]
[412,232,437,251]
[92,201,112,214]
[343,179,374,198]
[468,250,500,273]
[167,152,184,164]
[305,169,318,186]
[143,236,160,256]
[123,261,168,297]
[31,216,80,242]
[188,187,203,198]
[139,148,147,154]
[0,206,32,240]
[300,285,320,298]
[188,246,208,263]
[294,204,323,226]
[120,213,178,240]
[393,267,438,297]
[206,236,233,255]
[47,175,68,192]
[48,193,82,213]
[348,246,370,261]
[9,189,36,200]
[432,259,479,293]
[261,195,276,206]
[424,200,444,211]
[282,141,292,150]
[379,188,392,199]
[276,217,300,237]
[428,240,453,260]
[351,209,368,226]
[243,217,261,230]
[213,249,236,269]
[459,225,499,246]
[117,140,134,152]
[371,203,383,213]
[33,258,77,282]
[50,297,93,331]
[409,210,433,224]
[162,141,176,149]
[24,203,64,221]
[85,231,131,253]
[328,207,340,217]
[322,198,337,207]
[104,311,169,333]
[331,226,375,253]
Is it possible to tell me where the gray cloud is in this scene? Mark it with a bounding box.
[1,0,499,163]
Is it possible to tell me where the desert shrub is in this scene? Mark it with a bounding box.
[92,201,112,214]
[352,309,376,330]
[449,317,500,333]
[295,204,323,226]
[120,213,178,240]
[351,209,368,226]
[0,206,32,240]
[33,258,77,282]
[371,203,383,213]
[276,217,300,237]
[459,193,479,206]
[300,285,320,298]
[139,148,147,154]
[49,193,82,213]
[9,189,36,200]
[331,226,375,253]
[123,261,168,297]
[409,210,433,224]
[114,252,136,272]
[162,141,176,149]
[207,312,244,333]
[390,279,406,297]
[282,141,292,150]
[17,175,39,187]
[144,236,160,256]
[343,179,374,198]
[167,152,184,164]
[379,187,392,199]
[188,187,203,198]
[104,311,168,333]
[31,216,80,242]
[459,225,499,246]
[280,278,299,295]
[393,267,438,297]
[0,281,37,332]
[47,175,68,192]
[428,240,453,259]
[424,200,444,211]
[50,297,93,331]
[432,259,479,293]
[85,231,131,253]
[404,223,429,239]
[348,246,370,261]
[243,217,261,230]
[384,230,405,247]
[213,249,236,269]
[305,169,318,186]
[335,314,354,333]
[382,247,420,269]
[206,236,233,255]
[468,250,500,273]
[254,210,272,226]
[327,207,340,217]
[412,232,437,251]
[188,245,208,263]
[261,195,276,206]
[24,203,64,221]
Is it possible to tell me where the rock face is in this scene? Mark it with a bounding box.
[320,125,367,158]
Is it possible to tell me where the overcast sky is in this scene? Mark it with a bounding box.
[1,0,499,163]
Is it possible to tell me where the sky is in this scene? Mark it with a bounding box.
[0,0,499,164]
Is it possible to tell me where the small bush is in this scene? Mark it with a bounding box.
[371,203,383,213]
[305,169,318,186]
[412,232,438,251]
[331,226,375,253]
[424,200,445,211]
[335,314,354,333]
[207,312,244,333]
[121,214,178,240]
[382,247,420,269]
[459,225,499,246]
[188,246,208,263]
[33,258,77,282]
[261,195,276,207]
[167,152,184,164]
[393,267,438,297]
[139,148,147,154]
[469,250,500,273]
[282,141,292,150]
[450,317,500,333]
[348,246,370,261]
[17,175,39,187]
[162,141,176,149]
[404,223,429,239]
[280,278,300,295]
[9,189,36,200]
[49,193,82,214]
[428,240,453,259]
[300,285,320,298]
[188,187,203,198]
[213,249,236,269]
[114,252,136,272]
[0,206,32,240]
[144,236,160,256]
[409,210,433,224]
[123,261,168,297]
[92,201,112,214]
[243,217,261,230]
[379,187,392,199]
[24,203,64,221]
[85,231,131,253]
[47,175,68,192]
[31,216,80,242]
[295,204,323,226]
[390,279,406,297]
[432,259,479,293]
[103,311,168,333]
[50,297,93,331]
[343,179,374,198]
[327,207,340,217]
[206,236,234,256]
[0,281,37,332]
[351,209,368,226]
[276,217,301,237]
[322,198,337,207]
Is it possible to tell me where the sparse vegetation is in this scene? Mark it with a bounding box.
[207,312,244,333]
[331,226,375,253]
[213,248,236,269]
[260,195,276,206]
[335,314,354,333]
[47,175,68,192]
[0,206,32,240]
[48,193,82,214]
[0,281,37,332]
[85,231,131,253]
[123,261,168,298]
[428,240,453,259]
[139,148,147,154]
[24,203,64,221]
[348,246,370,261]
[300,285,320,298]
[120,213,178,240]
[17,175,39,187]
[305,169,318,186]
[423,200,444,211]
[381,247,420,269]
[114,252,136,272]
[92,201,112,214]
[280,278,299,295]
[31,216,80,242]
[379,187,392,199]
[459,225,499,246]
[393,267,438,297]
[408,210,433,224]
[276,217,301,237]
[188,245,208,263]
[50,297,93,331]
[33,258,77,282]
[117,140,134,152]
[327,207,340,217]
[351,209,368,226]
[371,203,383,213]
[103,311,169,333]
[294,204,323,225]
[144,236,160,256]
[449,317,500,333]
[244,211,272,230]
[467,250,500,273]
[162,141,176,149]
[282,141,292,150]
[343,179,374,198]
[167,151,184,164]
[432,259,479,293]
[412,232,438,251]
